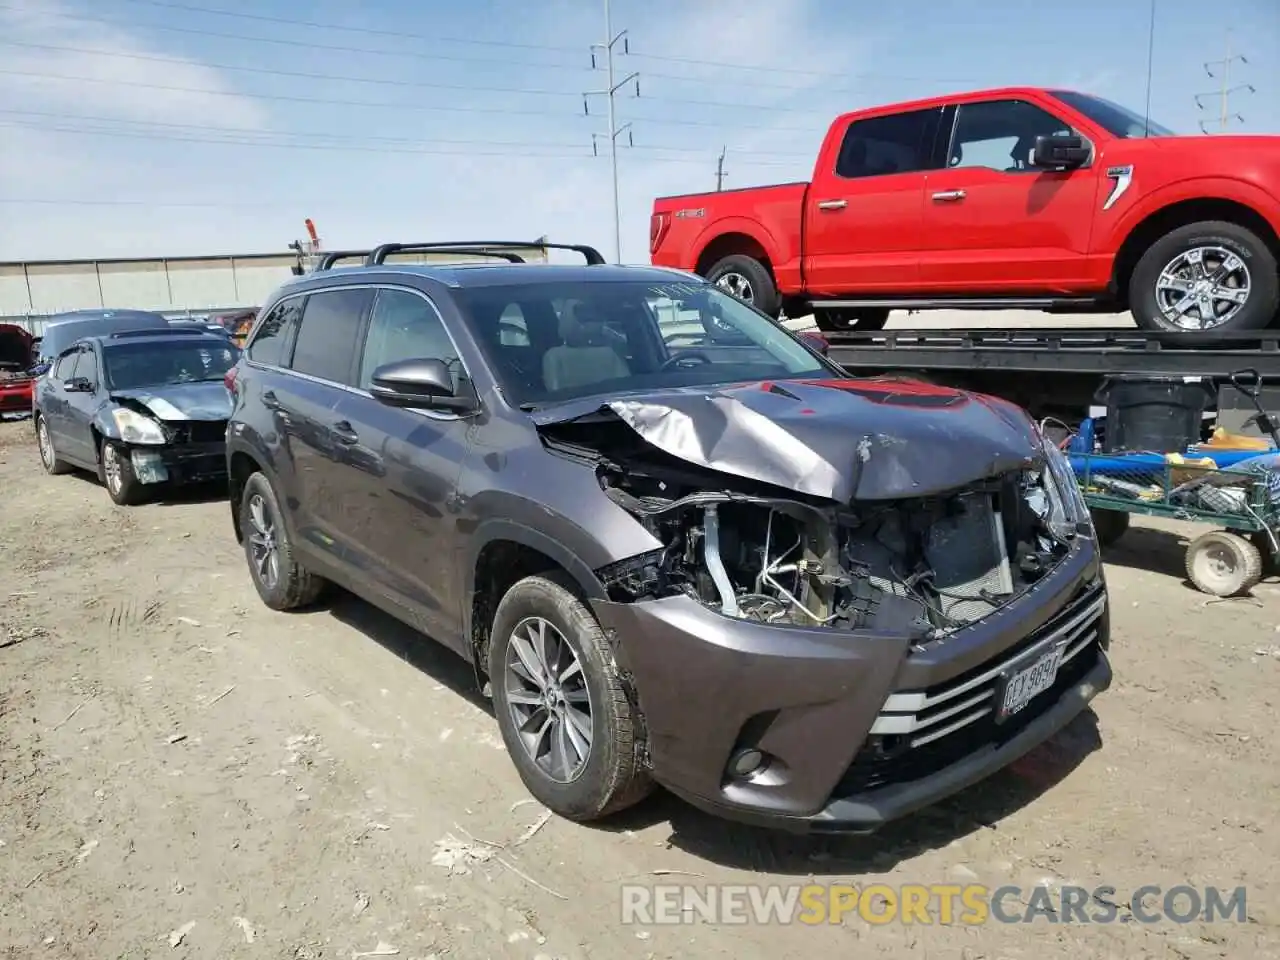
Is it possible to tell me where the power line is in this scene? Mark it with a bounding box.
[0,109,814,158]
[0,118,808,167]
[0,68,825,132]
[584,0,639,264]
[1195,32,1254,133]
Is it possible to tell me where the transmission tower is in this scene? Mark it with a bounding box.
[715,147,727,191]
[583,0,639,264]
[1195,33,1254,133]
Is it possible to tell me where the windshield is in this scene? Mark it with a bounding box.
[1050,91,1176,138]
[103,340,239,390]
[452,279,835,407]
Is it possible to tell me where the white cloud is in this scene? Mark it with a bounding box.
[0,0,865,265]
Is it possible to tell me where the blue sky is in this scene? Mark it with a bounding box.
[1,0,1277,263]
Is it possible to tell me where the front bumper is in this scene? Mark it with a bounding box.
[591,535,1109,834]
[128,441,228,485]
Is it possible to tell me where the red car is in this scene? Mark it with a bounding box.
[651,86,1280,334]
[0,323,35,417]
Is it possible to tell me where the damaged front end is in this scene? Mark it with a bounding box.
[592,445,1079,643]
[105,395,229,486]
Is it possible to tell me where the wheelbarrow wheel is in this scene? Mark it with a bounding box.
[1090,508,1130,549]
[1185,531,1263,597]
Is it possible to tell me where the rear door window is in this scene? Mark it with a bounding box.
[834,108,946,179]
[246,297,304,367]
[290,288,374,386]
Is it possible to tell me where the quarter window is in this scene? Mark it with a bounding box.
[245,297,304,367]
[358,288,465,393]
[291,288,373,385]
[834,108,945,179]
[948,99,1077,172]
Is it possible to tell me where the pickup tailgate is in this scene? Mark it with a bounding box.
[650,182,808,273]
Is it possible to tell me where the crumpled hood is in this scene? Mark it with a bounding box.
[533,377,1043,501]
[109,381,232,421]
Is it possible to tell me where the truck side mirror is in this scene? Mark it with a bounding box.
[1031,134,1091,170]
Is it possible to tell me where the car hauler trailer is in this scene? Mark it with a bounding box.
[819,327,1280,438]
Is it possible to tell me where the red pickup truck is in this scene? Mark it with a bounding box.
[650,87,1280,335]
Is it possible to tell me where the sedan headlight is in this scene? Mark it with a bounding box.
[111,407,168,445]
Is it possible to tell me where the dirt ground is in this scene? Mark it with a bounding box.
[1,417,1277,960]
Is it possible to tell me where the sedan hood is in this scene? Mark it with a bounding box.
[532,377,1043,501]
[109,382,232,421]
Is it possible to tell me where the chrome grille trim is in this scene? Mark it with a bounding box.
[868,592,1105,740]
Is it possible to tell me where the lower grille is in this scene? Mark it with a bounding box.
[833,586,1105,797]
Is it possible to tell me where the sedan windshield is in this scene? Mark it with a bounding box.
[452,279,835,407]
[1050,91,1176,138]
[103,340,239,390]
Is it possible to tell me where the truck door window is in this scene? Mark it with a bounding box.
[834,108,944,179]
[948,99,1077,173]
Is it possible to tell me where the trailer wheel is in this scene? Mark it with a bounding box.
[1184,530,1263,597]
[1129,221,1279,333]
[704,255,780,317]
[813,307,890,332]
[1089,508,1130,549]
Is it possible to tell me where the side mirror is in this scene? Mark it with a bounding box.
[369,358,473,411]
[65,377,93,392]
[1031,134,1091,170]
[798,331,830,356]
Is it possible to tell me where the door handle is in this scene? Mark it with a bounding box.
[331,420,359,444]
[931,189,966,202]
[816,199,848,211]
[261,390,282,410]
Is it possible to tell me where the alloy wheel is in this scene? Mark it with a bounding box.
[37,419,54,469]
[247,493,280,590]
[504,616,594,783]
[715,271,754,304]
[1155,245,1252,330]
[103,445,123,495]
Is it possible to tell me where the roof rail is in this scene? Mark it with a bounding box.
[315,250,374,271]
[364,241,606,267]
[315,246,529,270]
[108,327,214,339]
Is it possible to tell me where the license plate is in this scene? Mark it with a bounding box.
[998,643,1066,720]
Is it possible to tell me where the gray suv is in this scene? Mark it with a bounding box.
[224,241,1111,834]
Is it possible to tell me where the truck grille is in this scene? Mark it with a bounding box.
[833,584,1106,797]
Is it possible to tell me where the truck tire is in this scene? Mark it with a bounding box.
[813,307,891,332]
[704,255,781,318]
[1129,221,1279,333]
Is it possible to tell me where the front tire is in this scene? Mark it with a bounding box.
[813,307,891,332]
[489,574,651,822]
[704,254,781,318]
[35,414,72,475]
[1129,221,1279,333]
[101,441,148,506]
[239,471,327,610]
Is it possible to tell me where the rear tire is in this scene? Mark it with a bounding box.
[489,573,652,822]
[704,254,781,318]
[813,307,891,332]
[34,414,72,475]
[239,471,327,610]
[1129,221,1279,333]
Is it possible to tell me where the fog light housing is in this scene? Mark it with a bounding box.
[727,748,766,779]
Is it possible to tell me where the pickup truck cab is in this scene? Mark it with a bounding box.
[650,87,1280,335]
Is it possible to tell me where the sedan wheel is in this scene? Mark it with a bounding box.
[101,441,146,505]
[36,415,70,475]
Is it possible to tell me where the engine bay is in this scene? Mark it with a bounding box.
[585,438,1072,642]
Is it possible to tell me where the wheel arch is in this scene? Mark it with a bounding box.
[465,520,608,686]
[1111,195,1280,307]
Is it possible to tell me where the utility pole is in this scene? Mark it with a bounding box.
[1195,32,1254,133]
[715,147,727,191]
[583,0,639,264]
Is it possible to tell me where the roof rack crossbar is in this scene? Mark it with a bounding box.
[365,241,605,267]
